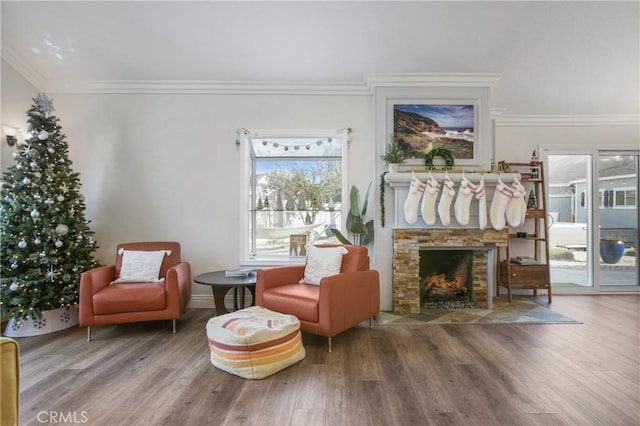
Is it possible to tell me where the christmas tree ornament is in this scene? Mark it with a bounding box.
[18,240,27,249]
[285,198,295,210]
[30,209,40,218]
[529,150,540,180]
[48,148,55,154]
[9,283,19,291]
[527,190,538,209]
[33,238,41,245]
[38,130,49,140]
[55,224,69,235]
[55,240,63,248]
[23,177,31,185]
[57,195,65,202]
[34,93,55,114]
[44,198,54,204]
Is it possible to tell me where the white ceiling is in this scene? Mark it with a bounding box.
[2,1,638,115]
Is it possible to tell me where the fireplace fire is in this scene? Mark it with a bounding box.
[420,250,476,309]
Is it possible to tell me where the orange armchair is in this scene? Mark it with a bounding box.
[79,241,191,341]
[256,244,380,352]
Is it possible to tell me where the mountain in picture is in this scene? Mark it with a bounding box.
[393,105,474,160]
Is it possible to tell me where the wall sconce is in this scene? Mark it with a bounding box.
[3,125,19,147]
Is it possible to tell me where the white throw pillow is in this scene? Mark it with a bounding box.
[113,250,169,283]
[300,245,348,285]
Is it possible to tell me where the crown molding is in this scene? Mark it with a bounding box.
[1,44,47,90]
[43,79,372,96]
[367,72,502,89]
[496,114,640,127]
[40,72,504,95]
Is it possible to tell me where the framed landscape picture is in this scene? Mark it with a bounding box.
[373,84,493,171]
[393,103,476,162]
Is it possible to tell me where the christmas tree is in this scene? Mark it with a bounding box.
[1,94,99,321]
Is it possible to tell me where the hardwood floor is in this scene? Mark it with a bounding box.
[12,295,640,426]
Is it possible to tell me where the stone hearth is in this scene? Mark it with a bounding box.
[393,228,508,314]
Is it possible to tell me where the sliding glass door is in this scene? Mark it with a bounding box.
[597,152,638,288]
[545,149,638,292]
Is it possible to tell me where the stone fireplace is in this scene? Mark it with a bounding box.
[385,172,517,314]
[392,228,508,313]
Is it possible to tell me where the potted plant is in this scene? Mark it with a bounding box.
[380,136,405,172]
[331,183,374,246]
[599,234,627,264]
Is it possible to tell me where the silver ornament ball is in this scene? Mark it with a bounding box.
[56,224,69,236]
[38,130,49,140]
[18,240,27,249]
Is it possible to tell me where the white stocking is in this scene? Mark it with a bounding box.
[404,173,425,225]
[421,173,441,225]
[490,177,513,231]
[475,176,487,230]
[438,175,456,226]
[507,178,527,228]
[454,174,476,226]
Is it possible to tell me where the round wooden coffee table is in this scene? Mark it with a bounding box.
[194,271,256,316]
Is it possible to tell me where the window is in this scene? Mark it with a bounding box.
[239,129,348,263]
[599,188,636,208]
[614,188,636,208]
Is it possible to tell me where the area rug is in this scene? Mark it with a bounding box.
[379,296,581,325]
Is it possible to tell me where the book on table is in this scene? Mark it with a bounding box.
[225,267,258,277]
[510,256,538,265]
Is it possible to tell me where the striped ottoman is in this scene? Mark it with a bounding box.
[206,306,306,379]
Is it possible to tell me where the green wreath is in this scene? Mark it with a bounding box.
[425,148,454,169]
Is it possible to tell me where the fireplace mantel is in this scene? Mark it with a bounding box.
[384,172,520,189]
[384,172,521,229]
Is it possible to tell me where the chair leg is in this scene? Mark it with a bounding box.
[328,336,332,353]
[369,317,373,329]
[172,319,176,334]
[86,327,91,342]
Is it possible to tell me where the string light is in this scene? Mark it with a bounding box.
[237,128,350,151]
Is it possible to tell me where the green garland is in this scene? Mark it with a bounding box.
[380,171,388,227]
[425,147,454,169]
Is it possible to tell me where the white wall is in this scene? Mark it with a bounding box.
[49,91,373,307]
[2,63,638,311]
[495,125,640,163]
[1,59,39,170]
